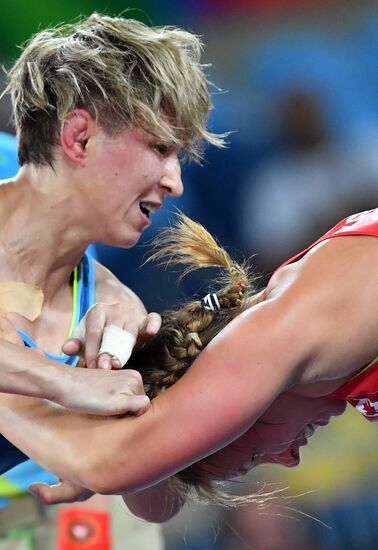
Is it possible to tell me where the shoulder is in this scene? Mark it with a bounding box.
[93,261,147,316]
[265,234,378,382]
[268,234,378,297]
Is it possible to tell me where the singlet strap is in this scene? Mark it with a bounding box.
[350,354,378,380]
[67,265,79,338]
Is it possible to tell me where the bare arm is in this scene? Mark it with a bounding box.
[0,336,153,410]
[0,238,376,494]
[30,476,186,523]
[0,312,151,416]
[0,262,157,413]
[0,335,68,399]
[0,289,321,492]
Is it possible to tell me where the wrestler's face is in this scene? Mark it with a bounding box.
[85,126,183,247]
[247,392,346,469]
[196,393,345,481]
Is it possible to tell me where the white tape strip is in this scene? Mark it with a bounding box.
[99,325,136,366]
[71,318,136,366]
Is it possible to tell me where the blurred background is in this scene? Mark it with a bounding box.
[1,0,378,548]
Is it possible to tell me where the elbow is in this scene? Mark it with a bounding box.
[74,455,130,495]
[80,468,127,496]
[79,457,152,496]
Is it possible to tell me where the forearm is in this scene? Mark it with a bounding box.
[0,295,314,496]
[122,479,187,523]
[0,340,63,400]
[0,393,181,496]
[0,301,305,495]
[0,391,167,495]
[0,392,115,487]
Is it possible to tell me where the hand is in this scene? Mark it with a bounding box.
[62,303,161,370]
[55,366,151,416]
[29,479,93,505]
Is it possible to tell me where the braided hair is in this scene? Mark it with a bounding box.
[129,212,255,398]
[127,213,264,506]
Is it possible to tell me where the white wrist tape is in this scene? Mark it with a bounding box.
[71,318,136,366]
[99,325,136,366]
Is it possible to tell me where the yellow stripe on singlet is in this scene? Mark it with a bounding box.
[0,477,23,497]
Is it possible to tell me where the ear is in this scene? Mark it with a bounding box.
[60,110,95,165]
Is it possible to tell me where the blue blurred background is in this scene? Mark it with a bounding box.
[1,1,378,548]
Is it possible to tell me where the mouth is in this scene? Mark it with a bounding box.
[139,201,160,219]
[290,446,300,463]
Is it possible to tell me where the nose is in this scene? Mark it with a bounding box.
[160,155,184,197]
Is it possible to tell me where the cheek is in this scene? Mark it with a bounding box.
[256,424,299,452]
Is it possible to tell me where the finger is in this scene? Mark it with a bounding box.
[97,352,112,370]
[84,309,106,368]
[144,312,162,335]
[29,481,82,505]
[111,356,122,369]
[99,326,136,367]
[62,338,83,356]
[121,395,150,416]
[137,312,161,344]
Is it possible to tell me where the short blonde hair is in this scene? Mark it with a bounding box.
[5,13,225,166]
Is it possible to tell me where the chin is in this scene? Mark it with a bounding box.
[123,236,141,248]
[108,232,142,249]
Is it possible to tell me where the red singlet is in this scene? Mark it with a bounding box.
[276,209,378,421]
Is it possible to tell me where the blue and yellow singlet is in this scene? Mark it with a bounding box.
[0,251,95,503]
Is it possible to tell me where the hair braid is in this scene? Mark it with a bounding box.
[130,212,257,398]
[127,213,260,505]
[149,211,251,307]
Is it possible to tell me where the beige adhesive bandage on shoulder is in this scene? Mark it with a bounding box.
[71,318,136,367]
[0,282,44,321]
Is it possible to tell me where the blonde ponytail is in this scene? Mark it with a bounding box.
[128,213,260,505]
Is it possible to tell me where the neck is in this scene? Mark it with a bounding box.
[0,165,93,300]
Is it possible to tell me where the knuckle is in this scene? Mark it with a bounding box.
[86,326,102,338]
[90,303,105,313]
[128,369,143,385]
[106,303,127,317]
[111,303,125,313]
[87,304,106,322]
